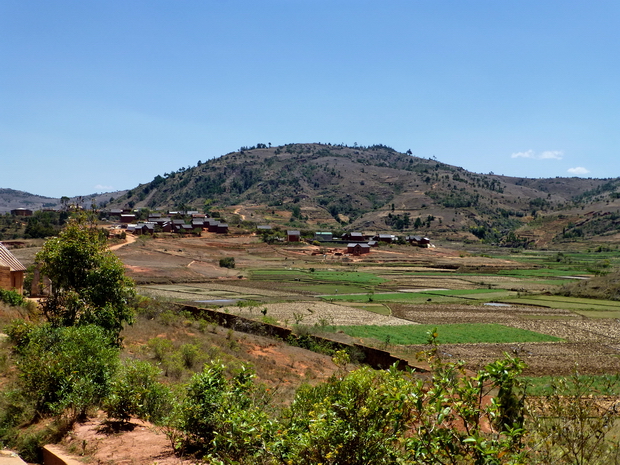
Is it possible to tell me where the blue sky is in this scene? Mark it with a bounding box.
[2,1,619,198]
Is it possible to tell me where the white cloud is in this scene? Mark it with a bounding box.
[511,150,535,159]
[540,150,563,160]
[94,184,114,191]
[567,167,590,175]
[511,149,563,160]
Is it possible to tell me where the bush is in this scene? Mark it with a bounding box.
[104,359,173,424]
[14,324,119,419]
[219,257,235,269]
[176,364,273,461]
[0,289,25,307]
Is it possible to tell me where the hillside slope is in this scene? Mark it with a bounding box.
[110,143,620,244]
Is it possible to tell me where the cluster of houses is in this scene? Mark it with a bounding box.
[285,230,432,256]
[108,211,229,236]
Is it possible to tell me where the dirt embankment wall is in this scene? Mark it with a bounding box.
[177,304,425,372]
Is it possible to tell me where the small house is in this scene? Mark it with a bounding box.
[347,243,370,256]
[406,235,431,247]
[134,223,155,235]
[374,234,394,243]
[287,230,301,242]
[10,208,33,217]
[216,223,229,234]
[314,232,333,242]
[120,214,136,224]
[192,219,205,229]
[0,242,26,294]
[342,232,364,241]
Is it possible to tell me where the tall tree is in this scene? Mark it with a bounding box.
[36,215,135,343]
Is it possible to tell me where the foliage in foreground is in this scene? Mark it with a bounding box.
[0,289,26,307]
[8,323,119,420]
[2,321,620,464]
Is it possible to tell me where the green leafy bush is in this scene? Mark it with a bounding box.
[14,324,119,419]
[104,359,173,424]
[0,289,25,307]
[176,364,273,461]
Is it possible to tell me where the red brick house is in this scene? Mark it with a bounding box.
[287,230,301,242]
[0,242,26,294]
[347,243,370,256]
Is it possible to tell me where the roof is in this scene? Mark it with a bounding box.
[347,243,370,248]
[0,243,27,272]
[287,230,301,235]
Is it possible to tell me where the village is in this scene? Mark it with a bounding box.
[0,206,434,297]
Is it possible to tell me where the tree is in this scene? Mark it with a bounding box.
[35,216,135,343]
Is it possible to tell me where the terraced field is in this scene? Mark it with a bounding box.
[114,234,620,377]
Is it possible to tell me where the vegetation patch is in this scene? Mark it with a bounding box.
[524,373,620,396]
[329,323,563,345]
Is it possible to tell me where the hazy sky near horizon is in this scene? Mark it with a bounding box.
[2,1,619,198]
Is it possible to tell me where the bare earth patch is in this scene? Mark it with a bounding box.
[63,415,193,465]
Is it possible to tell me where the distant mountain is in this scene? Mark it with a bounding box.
[108,143,620,246]
[0,189,128,214]
[0,188,60,213]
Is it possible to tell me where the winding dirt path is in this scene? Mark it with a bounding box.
[109,233,137,251]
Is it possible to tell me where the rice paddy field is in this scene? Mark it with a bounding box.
[105,233,620,377]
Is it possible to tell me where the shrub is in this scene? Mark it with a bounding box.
[177,364,273,460]
[14,324,119,420]
[527,372,620,464]
[104,359,173,424]
[0,289,25,307]
[219,257,235,269]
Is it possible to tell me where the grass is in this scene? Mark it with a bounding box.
[523,373,620,396]
[327,323,563,345]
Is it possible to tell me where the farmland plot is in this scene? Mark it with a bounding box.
[229,301,416,327]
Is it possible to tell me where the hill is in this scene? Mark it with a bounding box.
[0,190,128,214]
[0,188,60,213]
[109,143,620,246]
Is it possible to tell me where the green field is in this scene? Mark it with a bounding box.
[523,373,620,396]
[278,282,370,295]
[328,323,563,345]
